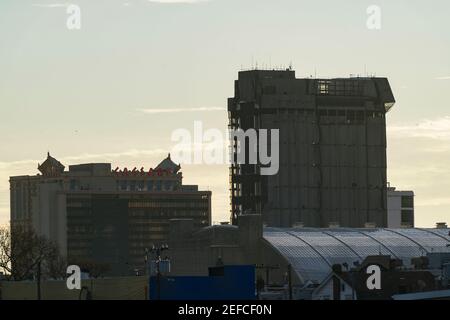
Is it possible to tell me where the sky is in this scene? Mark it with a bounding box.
[0,0,449,227]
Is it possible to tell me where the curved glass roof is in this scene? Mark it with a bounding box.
[263,228,450,283]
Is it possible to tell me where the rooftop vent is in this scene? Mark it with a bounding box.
[328,222,340,229]
[364,222,377,229]
[436,222,448,229]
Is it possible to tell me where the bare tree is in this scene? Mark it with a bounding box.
[46,252,68,280]
[0,225,66,281]
[0,226,12,277]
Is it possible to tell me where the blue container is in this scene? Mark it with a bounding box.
[149,265,256,300]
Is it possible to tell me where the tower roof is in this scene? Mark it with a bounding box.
[38,152,65,176]
[155,154,181,173]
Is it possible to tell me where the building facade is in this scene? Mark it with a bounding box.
[387,186,415,228]
[167,216,450,298]
[228,69,396,228]
[10,153,211,276]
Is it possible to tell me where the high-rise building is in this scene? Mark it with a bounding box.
[228,69,395,228]
[10,153,211,275]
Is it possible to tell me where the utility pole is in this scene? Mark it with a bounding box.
[36,260,41,300]
[150,244,169,300]
[287,264,292,300]
[157,258,161,300]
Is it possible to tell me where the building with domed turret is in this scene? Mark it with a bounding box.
[9,153,211,276]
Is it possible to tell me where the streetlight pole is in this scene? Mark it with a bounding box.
[149,244,169,300]
[287,264,292,300]
[36,260,41,300]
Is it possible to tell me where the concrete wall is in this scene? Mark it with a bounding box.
[167,216,298,287]
[387,188,414,228]
[168,221,246,276]
[0,276,148,300]
[38,182,67,256]
[387,191,402,228]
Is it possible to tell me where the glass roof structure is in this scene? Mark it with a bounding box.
[263,228,450,283]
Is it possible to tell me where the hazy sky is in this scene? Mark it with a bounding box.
[0,0,449,227]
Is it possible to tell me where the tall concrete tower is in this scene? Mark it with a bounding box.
[228,69,395,228]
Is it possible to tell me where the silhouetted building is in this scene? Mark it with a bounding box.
[10,153,211,275]
[228,69,395,227]
[167,217,450,300]
[312,256,438,300]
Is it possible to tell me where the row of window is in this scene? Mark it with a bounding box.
[117,180,180,192]
[129,211,209,218]
[129,201,209,208]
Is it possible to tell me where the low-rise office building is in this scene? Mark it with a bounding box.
[387,185,414,228]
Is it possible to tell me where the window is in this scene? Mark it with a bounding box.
[164,181,172,191]
[347,110,355,122]
[355,111,364,121]
[262,85,277,95]
[401,210,414,224]
[401,196,414,208]
[317,80,330,95]
[156,180,162,191]
[147,181,154,191]
[70,179,78,191]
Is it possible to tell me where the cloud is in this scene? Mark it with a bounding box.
[138,107,225,114]
[61,149,167,161]
[32,3,68,8]
[0,149,168,170]
[388,116,450,140]
[147,0,209,3]
[416,197,450,207]
[436,76,450,80]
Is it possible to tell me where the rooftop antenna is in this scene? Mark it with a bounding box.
[289,61,293,70]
